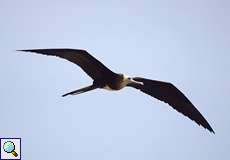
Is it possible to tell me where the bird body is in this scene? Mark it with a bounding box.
[18,48,214,133]
[102,74,138,90]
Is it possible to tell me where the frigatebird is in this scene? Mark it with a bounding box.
[18,48,214,133]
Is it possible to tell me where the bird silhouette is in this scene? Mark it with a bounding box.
[18,48,214,133]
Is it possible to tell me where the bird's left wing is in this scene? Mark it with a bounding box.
[128,77,214,133]
[18,48,117,81]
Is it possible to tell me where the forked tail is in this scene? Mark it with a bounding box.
[62,84,98,97]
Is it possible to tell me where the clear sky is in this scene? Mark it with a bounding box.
[0,0,229,159]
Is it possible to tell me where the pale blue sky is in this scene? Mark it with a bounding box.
[1,0,230,159]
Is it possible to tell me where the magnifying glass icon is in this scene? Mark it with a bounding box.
[3,141,18,157]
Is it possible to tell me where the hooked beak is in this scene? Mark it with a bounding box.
[129,78,144,85]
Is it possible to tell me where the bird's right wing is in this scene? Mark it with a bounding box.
[18,49,117,81]
[128,77,214,133]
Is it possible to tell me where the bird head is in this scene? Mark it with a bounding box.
[122,74,143,86]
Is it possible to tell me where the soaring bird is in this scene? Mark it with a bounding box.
[18,48,214,133]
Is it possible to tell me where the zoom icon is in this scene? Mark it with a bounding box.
[1,138,21,160]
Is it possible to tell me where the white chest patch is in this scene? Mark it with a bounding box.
[103,85,114,91]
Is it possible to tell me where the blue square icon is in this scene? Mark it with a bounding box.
[0,138,21,160]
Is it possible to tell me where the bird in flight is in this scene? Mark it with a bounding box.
[18,48,214,133]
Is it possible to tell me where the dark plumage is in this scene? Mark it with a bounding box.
[18,48,214,133]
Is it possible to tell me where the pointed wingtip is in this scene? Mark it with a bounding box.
[205,124,215,134]
[16,49,30,52]
[209,128,215,134]
[16,49,29,53]
[62,93,69,97]
[207,122,215,134]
